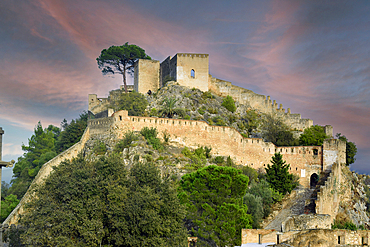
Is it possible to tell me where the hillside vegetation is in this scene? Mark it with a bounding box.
[3,83,361,246]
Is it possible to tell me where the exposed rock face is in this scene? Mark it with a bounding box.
[146,82,260,138]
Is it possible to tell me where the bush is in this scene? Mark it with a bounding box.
[222,95,236,113]
[150,108,158,117]
[208,107,218,114]
[332,220,357,230]
[115,90,148,116]
[211,116,226,126]
[202,91,215,99]
[114,131,138,153]
[214,156,224,164]
[243,193,263,228]
[182,147,208,170]
[140,127,163,151]
[93,140,107,155]
[236,165,259,184]
[198,108,205,115]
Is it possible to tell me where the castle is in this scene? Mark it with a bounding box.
[4,53,366,247]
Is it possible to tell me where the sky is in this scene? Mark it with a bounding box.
[0,0,369,184]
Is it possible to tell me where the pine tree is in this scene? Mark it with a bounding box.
[265,153,296,195]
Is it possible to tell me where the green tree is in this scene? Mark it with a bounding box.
[124,162,187,246]
[244,110,259,135]
[221,95,236,113]
[9,122,59,199]
[336,133,357,165]
[265,153,297,195]
[1,194,19,221]
[178,165,252,247]
[55,112,88,153]
[17,154,187,246]
[114,90,148,116]
[299,125,329,146]
[261,114,298,146]
[96,43,151,92]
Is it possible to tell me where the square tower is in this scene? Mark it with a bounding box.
[160,53,209,92]
[134,59,160,94]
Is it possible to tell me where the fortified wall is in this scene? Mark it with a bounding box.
[91,53,313,131]
[3,109,346,227]
[208,76,313,131]
[3,128,91,226]
[242,228,370,246]
[89,110,345,189]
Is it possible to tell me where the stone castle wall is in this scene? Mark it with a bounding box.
[242,228,370,246]
[208,76,313,131]
[89,110,345,188]
[3,128,91,226]
[282,214,332,232]
[315,162,344,218]
[4,110,346,226]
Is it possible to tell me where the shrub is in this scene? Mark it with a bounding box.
[114,131,138,153]
[202,91,215,99]
[93,140,107,155]
[243,193,263,228]
[150,108,158,117]
[214,156,224,164]
[204,146,212,158]
[198,108,205,115]
[208,107,218,114]
[140,127,163,151]
[115,90,148,116]
[184,115,191,120]
[222,95,236,113]
[163,131,170,144]
[332,220,357,230]
[211,116,226,126]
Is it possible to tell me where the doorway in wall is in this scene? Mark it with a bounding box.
[310,173,319,188]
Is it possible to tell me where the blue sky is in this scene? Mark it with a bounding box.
[1,0,370,183]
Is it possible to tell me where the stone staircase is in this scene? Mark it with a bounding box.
[263,187,314,231]
[262,171,331,232]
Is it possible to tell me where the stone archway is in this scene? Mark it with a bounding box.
[310,173,319,188]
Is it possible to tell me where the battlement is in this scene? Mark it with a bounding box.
[176,53,209,58]
[87,110,343,188]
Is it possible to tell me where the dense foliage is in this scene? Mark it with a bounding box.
[221,95,236,113]
[114,90,148,116]
[16,155,187,246]
[265,153,297,195]
[244,180,282,228]
[97,43,151,92]
[55,112,88,153]
[178,165,252,246]
[140,127,163,151]
[261,114,299,146]
[299,125,328,146]
[1,194,19,222]
[6,113,88,221]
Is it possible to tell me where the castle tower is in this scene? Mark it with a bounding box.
[134,59,160,94]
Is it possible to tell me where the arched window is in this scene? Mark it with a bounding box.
[191,69,195,78]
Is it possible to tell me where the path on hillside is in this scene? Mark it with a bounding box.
[264,188,314,231]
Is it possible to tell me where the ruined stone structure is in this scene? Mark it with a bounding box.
[241,228,370,246]
[91,53,312,131]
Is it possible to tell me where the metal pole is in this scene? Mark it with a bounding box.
[0,127,4,247]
